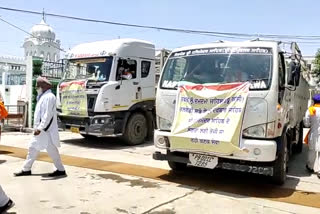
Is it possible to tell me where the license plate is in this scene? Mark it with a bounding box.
[189,153,218,169]
[220,163,273,176]
[70,127,80,133]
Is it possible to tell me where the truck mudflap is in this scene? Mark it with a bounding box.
[153,151,274,176]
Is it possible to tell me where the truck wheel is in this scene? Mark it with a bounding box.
[293,121,303,154]
[168,161,187,171]
[272,132,288,185]
[123,113,148,145]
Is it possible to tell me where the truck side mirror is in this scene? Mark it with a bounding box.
[287,61,300,86]
[294,64,301,86]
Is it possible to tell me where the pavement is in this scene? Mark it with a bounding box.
[0,130,320,214]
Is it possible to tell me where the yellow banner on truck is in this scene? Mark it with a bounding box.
[169,82,250,155]
[60,80,88,117]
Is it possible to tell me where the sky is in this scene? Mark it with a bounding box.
[0,0,320,57]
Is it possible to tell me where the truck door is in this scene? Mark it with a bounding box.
[139,60,155,100]
[112,58,140,110]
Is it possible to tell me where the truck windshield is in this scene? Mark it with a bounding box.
[64,57,113,81]
[160,47,273,90]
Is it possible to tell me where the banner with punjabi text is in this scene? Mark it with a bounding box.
[169,82,250,155]
[60,80,88,117]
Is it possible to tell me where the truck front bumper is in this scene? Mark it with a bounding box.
[153,151,274,176]
[154,130,277,162]
[58,114,115,137]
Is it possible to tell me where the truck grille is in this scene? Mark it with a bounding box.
[87,95,97,111]
[59,116,90,126]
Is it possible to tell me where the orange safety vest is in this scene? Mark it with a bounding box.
[0,102,8,120]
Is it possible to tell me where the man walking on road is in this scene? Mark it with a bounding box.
[14,76,66,177]
[0,185,14,213]
[0,96,14,213]
[304,94,320,179]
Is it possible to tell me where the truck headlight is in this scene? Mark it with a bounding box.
[156,136,169,148]
[158,117,172,131]
[243,122,275,138]
[243,124,266,138]
[92,117,113,125]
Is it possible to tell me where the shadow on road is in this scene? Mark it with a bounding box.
[158,167,300,199]
[0,151,12,155]
[155,144,314,199]
[287,145,311,178]
[41,174,68,181]
[60,133,316,201]
[61,136,153,150]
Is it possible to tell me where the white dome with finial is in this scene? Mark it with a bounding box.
[30,19,56,40]
[24,13,61,62]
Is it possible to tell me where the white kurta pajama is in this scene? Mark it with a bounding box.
[22,89,65,172]
[0,185,9,207]
[304,105,320,173]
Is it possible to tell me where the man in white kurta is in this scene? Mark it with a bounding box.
[14,77,66,177]
[0,185,14,212]
[304,94,320,179]
[0,99,15,212]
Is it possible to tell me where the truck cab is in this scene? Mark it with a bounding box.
[57,39,156,145]
[153,40,309,184]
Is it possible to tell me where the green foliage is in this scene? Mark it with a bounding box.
[32,57,43,76]
[50,80,60,96]
[312,49,320,77]
[31,57,43,125]
[31,78,37,124]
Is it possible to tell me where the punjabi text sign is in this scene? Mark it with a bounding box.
[169,83,250,155]
[60,80,88,117]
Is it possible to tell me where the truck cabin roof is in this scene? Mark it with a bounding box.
[66,38,155,60]
[171,40,280,55]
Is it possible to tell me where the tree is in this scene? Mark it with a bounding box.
[312,49,320,78]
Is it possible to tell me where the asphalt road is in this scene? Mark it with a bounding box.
[0,130,320,213]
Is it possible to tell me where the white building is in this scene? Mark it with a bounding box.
[23,18,61,62]
[0,17,61,105]
[0,56,26,104]
[304,55,315,71]
[0,56,26,85]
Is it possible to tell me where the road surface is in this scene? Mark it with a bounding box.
[0,130,319,213]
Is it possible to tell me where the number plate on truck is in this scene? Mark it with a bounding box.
[189,153,218,169]
[70,127,80,133]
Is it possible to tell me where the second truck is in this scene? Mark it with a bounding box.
[153,40,309,184]
[56,39,156,145]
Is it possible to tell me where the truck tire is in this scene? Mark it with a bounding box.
[168,161,187,171]
[272,132,288,185]
[145,111,155,141]
[293,121,303,154]
[122,113,148,145]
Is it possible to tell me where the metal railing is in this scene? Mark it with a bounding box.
[41,60,65,79]
[3,103,27,131]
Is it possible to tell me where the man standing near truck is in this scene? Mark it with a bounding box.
[0,95,14,213]
[14,77,66,177]
[0,185,14,213]
[304,94,320,179]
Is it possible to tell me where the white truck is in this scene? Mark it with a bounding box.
[153,40,309,184]
[56,39,156,145]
